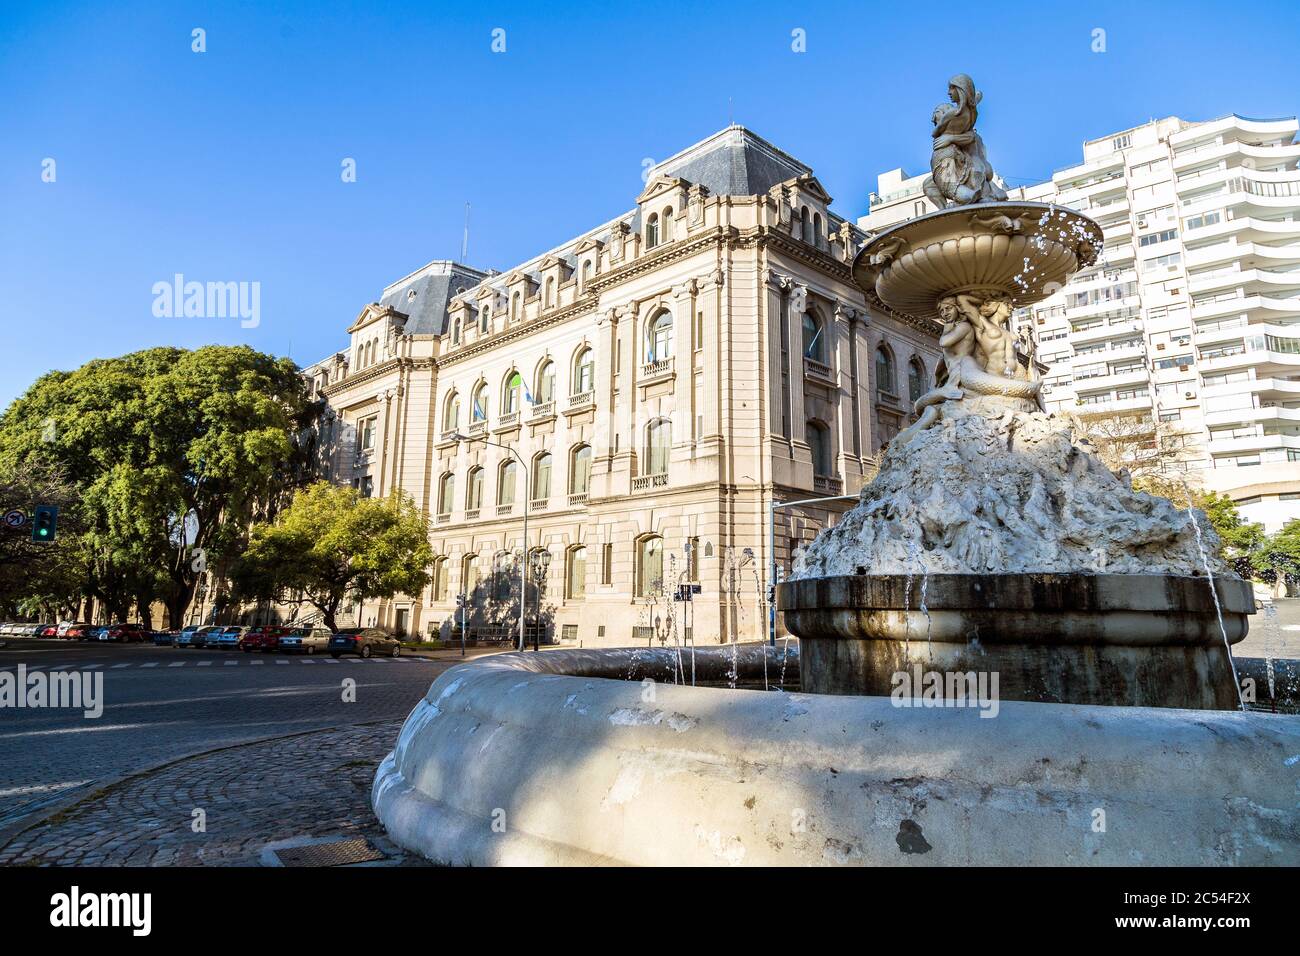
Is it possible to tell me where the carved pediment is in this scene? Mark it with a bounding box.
[636,175,688,205]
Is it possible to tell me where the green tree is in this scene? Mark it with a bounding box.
[232,482,433,632]
[1252,519,1300,588]
[0,346,312,625]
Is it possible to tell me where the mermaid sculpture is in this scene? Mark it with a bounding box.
[922,74,1008,208]
[899,292,1041,444]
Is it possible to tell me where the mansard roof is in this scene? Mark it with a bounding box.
[647,125,813,198]
[376,260,493,336]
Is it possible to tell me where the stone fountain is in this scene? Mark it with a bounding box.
[371,77,1298,866]
[780,74,1252,711]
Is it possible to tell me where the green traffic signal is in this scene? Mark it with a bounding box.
[31,504,58,543]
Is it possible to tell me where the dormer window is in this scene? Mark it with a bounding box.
[645,213,660,250]
[661,206,673,242]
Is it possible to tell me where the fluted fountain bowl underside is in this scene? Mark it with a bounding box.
[779,573,1253,710]
[852,202,1103,323]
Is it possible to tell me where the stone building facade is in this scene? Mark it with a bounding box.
[304,127,940,646]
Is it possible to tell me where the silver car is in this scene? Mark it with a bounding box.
[278,626,330,655]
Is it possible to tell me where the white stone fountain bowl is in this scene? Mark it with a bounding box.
[852,202,1103,323]
[371,645,1300,866]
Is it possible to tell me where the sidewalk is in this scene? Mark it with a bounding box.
[0,720,425,867]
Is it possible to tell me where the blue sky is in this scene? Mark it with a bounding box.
[2,0,1297,408]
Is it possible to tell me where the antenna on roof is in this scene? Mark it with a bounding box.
[461,202,470,263]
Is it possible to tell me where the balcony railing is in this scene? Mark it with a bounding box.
[804,357,834,381]
[641,357,673,379]
[814,475,843,494]
[467,420,487,437]
[465,508,480,520]
[440,428,459,443]
[567,390,595,409]
[496,503,513,517]
[497,411,520,427]
[436,513,451,524]
[531,497,549,511]
[529,400,555,419]
[632,472,669,491]
[567,492,588,507]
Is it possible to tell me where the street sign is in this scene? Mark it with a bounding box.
[3,509,26,529]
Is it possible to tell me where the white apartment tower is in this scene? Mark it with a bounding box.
[861,113,1300,531]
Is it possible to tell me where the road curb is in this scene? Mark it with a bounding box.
[0,718,404,854]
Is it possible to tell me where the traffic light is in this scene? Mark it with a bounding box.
[31,504,58,543]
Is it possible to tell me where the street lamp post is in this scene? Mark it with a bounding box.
[454,432,529,652]
[530,548,551,651]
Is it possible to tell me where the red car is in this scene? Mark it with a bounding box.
[240,625,290,653]
[102,623,149,643]
[62,623,94,641]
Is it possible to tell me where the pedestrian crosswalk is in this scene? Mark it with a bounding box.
[0,656,430,672]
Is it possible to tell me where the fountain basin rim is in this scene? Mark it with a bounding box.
[778,572,1254,616]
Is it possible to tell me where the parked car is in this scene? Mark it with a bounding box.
[39,624,59,637]
[60,622,92,640]
[211,626,247,649]
[152,629,176,646]
[279,626,330,655]
[329,627,401,659]
[240,625,289,653]
[177,625,220,648]
[101,623,149,643]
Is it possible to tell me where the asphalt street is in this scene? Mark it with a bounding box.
[0,638,449,836]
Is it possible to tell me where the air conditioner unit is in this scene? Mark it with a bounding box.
[1136,217,1148,229]
[1184,391,1196,399]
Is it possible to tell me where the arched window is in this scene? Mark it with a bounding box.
[536,360,555,404]
[661,206,674,242]
[503,370,521,414]
[647,310,673,363]
[800,206,810,243]
[645,213,660,249]
[569,444,592,495]
[573,347,594,394]
[533,453,552,501]
[466,466,484,510]
[442,392,460,432]
[461,553,480,595]
[544,276,555,309]
[498,460,517,506]
[908,358,926,404]
[567,545,587,599]
[480,304,490,332]
[808,421,832,477]
[511,291,521,322]
[581,260,593,289]
[645,418,671,475]
[813,212,823,247]
[875,346,896,397]
[802,312,825,362]
[437,473,455,516]
[471,382,488,422]
[637,535,663,598]
[432,557,449,601]
[451,318,461,345]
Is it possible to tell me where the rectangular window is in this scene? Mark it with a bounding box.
[359,475,374,498]
[358,416,377,452]
[602,543,613,585]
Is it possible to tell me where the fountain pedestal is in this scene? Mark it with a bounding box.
[780,573,1252,710]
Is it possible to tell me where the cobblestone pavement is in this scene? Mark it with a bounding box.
[0,719,427,866]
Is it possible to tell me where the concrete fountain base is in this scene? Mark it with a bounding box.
[372,645,1298,866]
[780,573,1252,710]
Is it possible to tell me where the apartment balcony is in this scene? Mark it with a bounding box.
[438,428,459,445]
[567,492,588,507]
[1206,432,1300,455]
[1069,316,1141,344]
[466,420,487,438]
[465,507,481,521]
[494,411,520,431]
[1074,394,1152,416]
[1204,404,1300,429]
[1074,367,1150,392]
[530,497,549,512]
[496,503,514,517]
[436,513,451,525]
[528,400,556,420]
[1194,292,1300,323]
[631,472,669,492]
